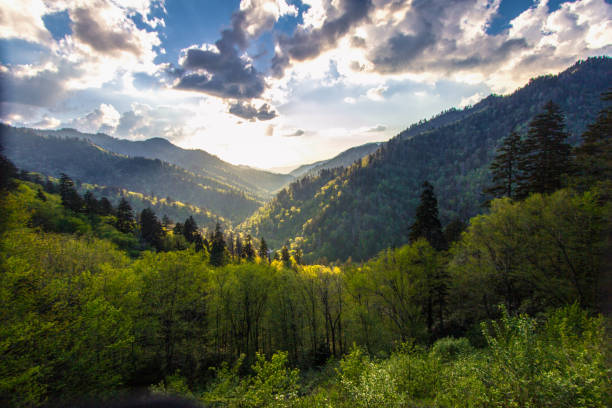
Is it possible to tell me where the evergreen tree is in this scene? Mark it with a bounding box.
[161,215,172,230]
[98,197,114,216]
[409,181,446,251]
[173,222,184,236]
[281,246,291,267]
[242,234,255,261]
[83,191,99,215]
[485,131,522,199]
[235,235,243,260]
[193,233,205,252]
[227,232,235,259]
[443,218,467,246]
[517,101,572,198]
[116,197,135,233]
[258,237,269,262]
[140,208,165,251]
[59,173,82,212]
[183,216,198,243]
[209,222,227,267]
[573,90,612,190]
[0,154,17,192]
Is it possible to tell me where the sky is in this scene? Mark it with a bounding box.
[0,0,610,172]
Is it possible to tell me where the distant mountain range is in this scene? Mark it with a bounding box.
[0,126,263,223]
[242,56,612,262]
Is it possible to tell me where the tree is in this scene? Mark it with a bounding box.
[573,90,612,191]
[83,191,98,215]
[243,234,255,262]
[36,188,47,202]
[0,153,17,192]
[140,208,165,251]
[59,173,82,212]
[182,216,198,243]
[485,131,522,199]
[98,197,114,215]
[161,215,172,230]
[116,197,135,233]
[409,181,446,251]
[281,246,291,267]
[517,101,572,198]
[235,235,243,260]
[258,237,269,262]
[209,222,227,267]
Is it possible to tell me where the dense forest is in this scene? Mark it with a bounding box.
[0,69,610,406]
[242,57,612,262]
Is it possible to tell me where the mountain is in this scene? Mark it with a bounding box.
[1,125,262,223]
[34,128,294,199]
[242,57,612,262]
[289,142,382,178]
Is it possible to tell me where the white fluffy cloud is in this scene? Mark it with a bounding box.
[66,103,120,134]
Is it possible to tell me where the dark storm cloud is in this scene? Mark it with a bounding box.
[271,0,373,77]
[228,101,278,121]
[71,7,142,56]
[173,10,267,99]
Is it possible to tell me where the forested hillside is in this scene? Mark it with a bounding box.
[243,57,612,262]
[1,126,261,223]
[289,142,381,178]
[33,128,294,199]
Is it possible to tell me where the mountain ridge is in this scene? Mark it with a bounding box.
[242,56,612,262]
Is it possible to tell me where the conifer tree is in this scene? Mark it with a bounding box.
[209,222,227,267]
[83,191,99,215]
[59,173,82,212]
[116,197,135,233]
[517,101,571,198]
[409,181,446,251]
[140,208,164,251]
[161,215,172,230]
[183,216,198,243]
[258,237,269,262]
[281,245,291,267]
[242,234,255,261]
[99,197,114,215]
[235,235,243,260]
[573,90,612,190]
[485,131,522,199]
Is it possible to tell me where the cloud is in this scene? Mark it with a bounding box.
[228,101,278,121]
[173,0,298,100]
[31,115,61,129]
[65,103,120,134]
[343,96,356,104]
[283,129,305,137]
[366,124,386,132]
[0,0,53,45]
[459,92,485,108]
[271,0,373,77]
[70,6,144,57]
[265,124,275,136]
[365,84,387,101]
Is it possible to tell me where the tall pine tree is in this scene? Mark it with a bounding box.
[242,234,255,262]
[59,173,82,212]
[139,208,165,251]
[209,222,227,267]
[573,90,612,190]
[517,101,571,198]
[485,131,522,199]
[409,181,446,251]
[116,197,135,233]
[258,237,269,262]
